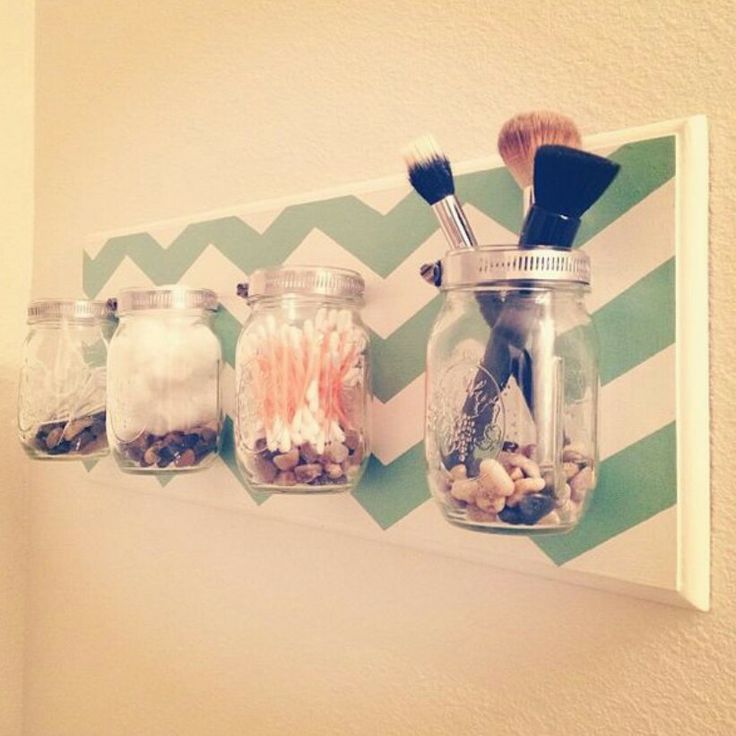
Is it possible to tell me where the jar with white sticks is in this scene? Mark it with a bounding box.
[235,266,371,493]
[18,299,113,459]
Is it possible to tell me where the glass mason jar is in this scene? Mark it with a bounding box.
[235,266,371,494]
[18,299,112,459]
[425,246,598,534]
[107,286,222,473]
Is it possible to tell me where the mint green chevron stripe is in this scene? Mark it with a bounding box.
[576,136,676,246]
[371,297,441,403]
[534,422,677,565]
[213,306,241,367]
[353,442,429,529]
[596,258,675,385]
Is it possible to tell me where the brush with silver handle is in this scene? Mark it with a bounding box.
[403,134,478,251]
[403,135,477,288]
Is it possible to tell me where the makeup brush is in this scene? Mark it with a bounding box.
[464,113,582,416]
[498,111,582,214]
[519,144,621,247]
[458,145,621,473]
[403,135,478,252]
[418,113,582,288]
[516,145,620,482]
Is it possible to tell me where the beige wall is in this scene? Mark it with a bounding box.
[27,1,736,734]
[0,1,33,735]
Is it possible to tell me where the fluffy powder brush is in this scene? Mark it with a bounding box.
[497,110,582,213]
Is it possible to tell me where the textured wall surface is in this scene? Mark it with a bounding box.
[0,2,33,735]
[27,0,736,734]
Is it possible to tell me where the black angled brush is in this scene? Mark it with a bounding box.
[519,144,621,248]
[456,145,621,471]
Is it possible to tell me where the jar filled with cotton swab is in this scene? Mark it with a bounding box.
[235,266,371,494]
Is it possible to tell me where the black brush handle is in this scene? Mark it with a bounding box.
[443,292,535,470]
[519,205,580,249]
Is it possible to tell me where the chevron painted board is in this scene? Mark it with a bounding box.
[71,116,709,608]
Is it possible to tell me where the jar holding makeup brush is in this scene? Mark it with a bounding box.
[425,246,598,534]
[106,286,223,473]
[235,266,371,494]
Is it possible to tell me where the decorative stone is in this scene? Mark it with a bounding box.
[62,416,93,441]
[294,463,323,483]
[570,466,594,501]
[325,463,343,480]
[274,448,299,471]
[563,462,580,480]
[45,427,64,450]
[299,442,320,463]
[518,493,556,525]
[450,478,479,503]
[498,505,524,525]
[478,458,514,496]
[175,449,197,467]
[449,464,467,481]
[325,442,348,464]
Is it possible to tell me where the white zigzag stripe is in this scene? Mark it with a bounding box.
[583,178,674,312]
[179,243,250,323]
[355,185,412,216]
[284,228,443,339]
[370,375,425,465]
[599,344,675,460]
[564,506,677,585]
[94,255,156,299]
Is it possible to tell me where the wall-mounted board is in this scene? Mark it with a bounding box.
[32,116,709,608]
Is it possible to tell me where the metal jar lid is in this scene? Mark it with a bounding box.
[115,286,219,314]
[240,265,365,302]
[440,245,591,289]
[27,299,112,323]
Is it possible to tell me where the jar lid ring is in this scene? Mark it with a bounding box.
[240,265,365,302]
[114,286,219,314]
[440,245,591,288]
[27,299,113,322]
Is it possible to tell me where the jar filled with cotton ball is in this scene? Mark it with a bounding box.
[106,286,222,472]
[235,266,371,494]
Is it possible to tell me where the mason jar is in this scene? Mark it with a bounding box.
[425,246,598,534]
[235,266,370,494]
[107,286,222,473]
[18,299,112,459]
